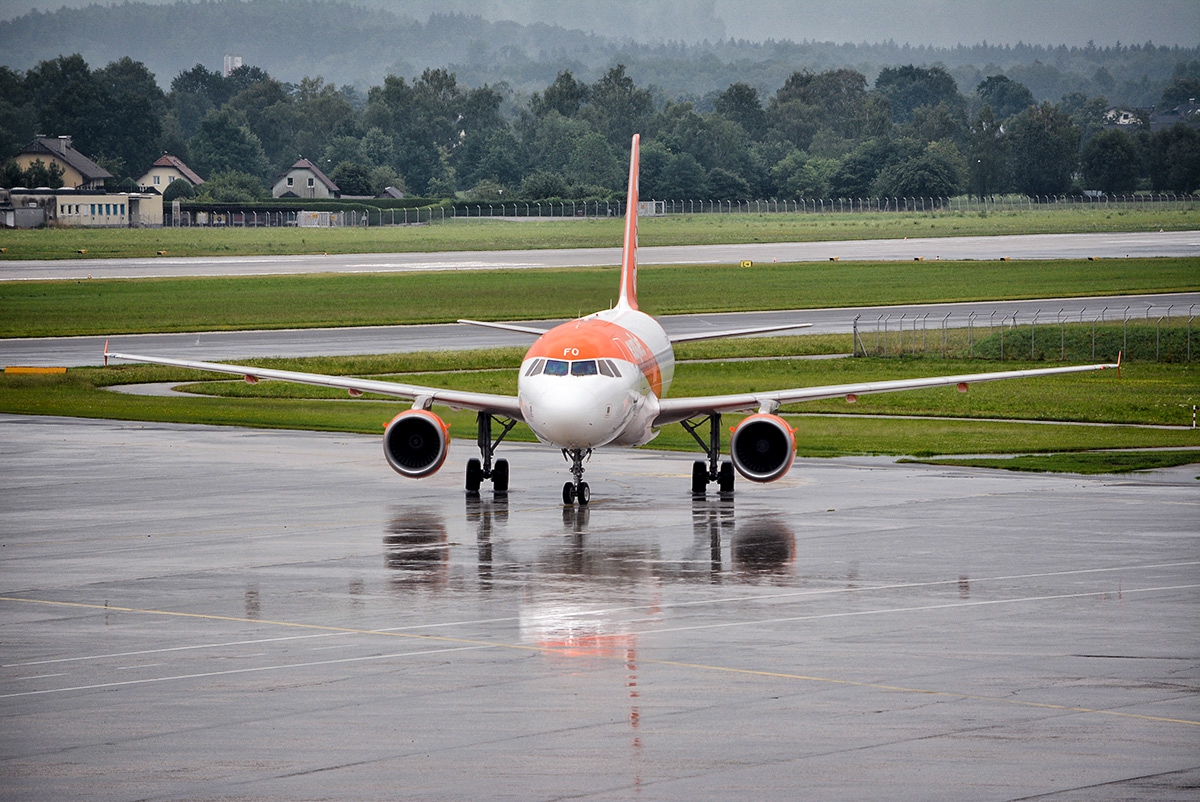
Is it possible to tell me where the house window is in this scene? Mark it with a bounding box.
[287,177,294,187]
[307,177,315,187]
[153,175,160,185]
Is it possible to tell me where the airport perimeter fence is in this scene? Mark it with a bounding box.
[852,302,1197,364]
[165,192,1199,227]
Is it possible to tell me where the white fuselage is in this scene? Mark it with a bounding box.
[517,305,674,449]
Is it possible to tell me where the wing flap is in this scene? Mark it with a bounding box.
[104,349,524,419]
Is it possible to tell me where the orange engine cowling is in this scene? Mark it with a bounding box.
[729,413,796,483]
[383,409,450,478]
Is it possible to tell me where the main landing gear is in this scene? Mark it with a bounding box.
[467,412,517,496]
[681,412,735,496]
[561,448,592,505]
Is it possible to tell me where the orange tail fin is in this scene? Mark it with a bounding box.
[618,133,640,311]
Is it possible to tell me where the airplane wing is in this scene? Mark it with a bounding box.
[457,319,551,336]
[669,322,813,343]
[653,360,1120,425]
[103,348,525,420]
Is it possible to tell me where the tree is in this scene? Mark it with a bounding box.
[1145,124,1200,192]
[531,71,589,118]
[874,65,962,124]
[714,82,766,139]
[161,177,195,201]
[828,139,921,198]
[329,161,374,195]
[1080,129,1140,193]
[581,65,653,148]
[975,75,1034,120]
[706,167,751,200]
[871,142,966,199]
[194,170,266,202]
[1005,102,1080,196]
[188,108,271,179]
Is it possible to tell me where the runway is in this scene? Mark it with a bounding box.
[2,415,1197,800]
[2,230,1198,281]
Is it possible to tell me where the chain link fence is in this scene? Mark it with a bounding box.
[165,193,1199,227]
[853,303,1197,363]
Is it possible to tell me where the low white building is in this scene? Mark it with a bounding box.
[4,188,163,228]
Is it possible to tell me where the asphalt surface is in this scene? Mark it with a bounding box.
[1,415,1197,801]
[3,292,1197,368]
[2,230,1198,281]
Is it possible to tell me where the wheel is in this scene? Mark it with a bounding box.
[466,458,482,493]
[562,481,576,504]
[578,482,590,505]
[718,461,735,494]
[691,460,708,495]
[492,459,509,494]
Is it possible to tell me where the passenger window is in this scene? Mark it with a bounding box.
[543,360,569,376]
[597,360,614,377]
[571,360,599,376]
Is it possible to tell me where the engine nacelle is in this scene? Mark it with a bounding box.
[729,413,796,483]
[383,409,449,478]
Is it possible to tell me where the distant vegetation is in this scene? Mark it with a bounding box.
[2,0,1199,204]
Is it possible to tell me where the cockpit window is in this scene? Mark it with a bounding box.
[538,358,620,377]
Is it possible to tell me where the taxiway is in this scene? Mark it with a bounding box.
[1,415,1197,800]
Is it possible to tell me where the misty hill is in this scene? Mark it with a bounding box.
[1,0,1195,106]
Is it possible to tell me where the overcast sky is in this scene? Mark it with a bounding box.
[2,0,1197,47]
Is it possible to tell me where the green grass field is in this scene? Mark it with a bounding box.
[3,257,1198,337]
[1,205,1196,260]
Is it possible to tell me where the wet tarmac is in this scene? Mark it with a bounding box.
[1,414,1198,800]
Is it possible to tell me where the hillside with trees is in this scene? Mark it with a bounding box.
[2,2,1198,201]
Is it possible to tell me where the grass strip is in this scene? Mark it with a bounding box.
[898,451,1200,474]
[3,354,1195,462]
[1,207,1196,260]
[3,257,1198,338]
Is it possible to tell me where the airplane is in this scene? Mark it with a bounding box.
[105,134,1120,506]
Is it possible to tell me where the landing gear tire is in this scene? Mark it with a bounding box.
[492,459,509,494]
[692,460,708,495]
[718,461,735,494]
[562,482,576,505]
[578,482,590,505]
[466,458,482,494]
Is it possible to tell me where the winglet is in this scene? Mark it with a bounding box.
[618,133,640,311]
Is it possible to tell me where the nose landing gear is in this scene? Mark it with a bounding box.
[561,448,592,505]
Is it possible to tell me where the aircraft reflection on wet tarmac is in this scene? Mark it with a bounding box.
[383,497,797,592]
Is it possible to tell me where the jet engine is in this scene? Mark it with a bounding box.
[383,409,450,478]
[729,413,795,483]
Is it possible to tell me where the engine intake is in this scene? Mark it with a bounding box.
[730,413,795,483]
[383,409,449,478]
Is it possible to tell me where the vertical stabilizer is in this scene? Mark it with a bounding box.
[617,134,640,311]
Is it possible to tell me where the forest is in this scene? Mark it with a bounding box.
[2,53,1199,202]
